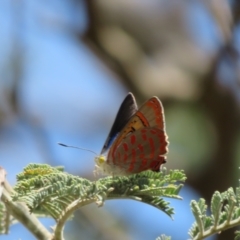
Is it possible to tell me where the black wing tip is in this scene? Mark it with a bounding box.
[127,92,134,96]
[125,92,135,101]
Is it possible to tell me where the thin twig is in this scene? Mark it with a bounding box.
[1,180,53,240]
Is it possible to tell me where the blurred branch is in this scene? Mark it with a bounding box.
[0,169,52,240]
[204,0,233,43]
[83,0,208,100]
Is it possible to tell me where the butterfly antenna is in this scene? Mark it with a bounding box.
[58,142,98,155]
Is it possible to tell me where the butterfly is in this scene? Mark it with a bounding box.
[95,93,169,175]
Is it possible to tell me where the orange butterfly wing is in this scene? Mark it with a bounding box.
[107,97,168,174]
[111,127,168,174]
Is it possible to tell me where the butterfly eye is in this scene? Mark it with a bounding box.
[98,156,106,164]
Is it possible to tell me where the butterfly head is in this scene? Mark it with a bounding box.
[94,155,109,175]
[95,155,106,165]
[94,154,126,175]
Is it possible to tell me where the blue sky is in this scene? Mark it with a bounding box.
[0,1,220,239]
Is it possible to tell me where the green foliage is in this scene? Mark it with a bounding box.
[156,234,171,240]
[5,163,240,239]
[13,164,95,220]
[189,187,240,239]
[13,164,185,222]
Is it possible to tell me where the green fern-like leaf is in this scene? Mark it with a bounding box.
[189,187,240,240]
[14,164,95,219]
[189,199,207,238]
[13,163,186,222]
[211,191,223,227]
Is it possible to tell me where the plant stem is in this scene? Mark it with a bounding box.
[2,181,53,240]
[54,198,95,240]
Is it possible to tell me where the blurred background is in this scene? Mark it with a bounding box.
[1,0,240,239]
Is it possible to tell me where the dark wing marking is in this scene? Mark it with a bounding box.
[101,92,138,154]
